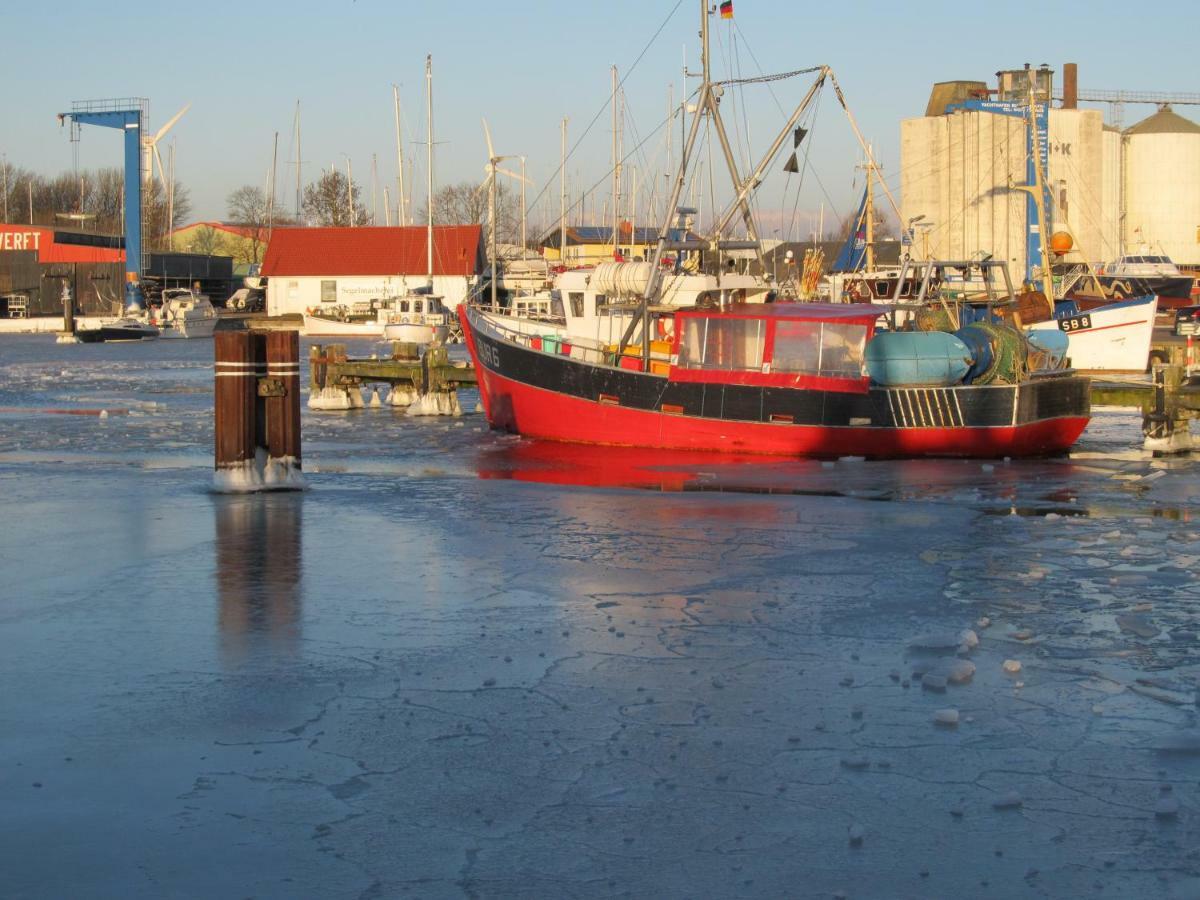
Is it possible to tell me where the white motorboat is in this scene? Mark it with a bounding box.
[156,288,218,339]
[75,317,160,343]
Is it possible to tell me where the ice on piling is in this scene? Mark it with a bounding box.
[213,449,306,494]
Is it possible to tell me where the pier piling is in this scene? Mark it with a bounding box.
[214,330,305,492]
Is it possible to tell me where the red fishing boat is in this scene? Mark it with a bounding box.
[460,1,1089,459]
[460,301,1090,459]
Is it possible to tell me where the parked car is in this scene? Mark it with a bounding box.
[227,288,265,313]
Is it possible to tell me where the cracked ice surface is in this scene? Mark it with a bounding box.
[1,335,1199,898]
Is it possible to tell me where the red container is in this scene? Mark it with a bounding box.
[618,355,644,372]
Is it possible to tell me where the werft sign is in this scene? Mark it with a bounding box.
[0,230,42,252]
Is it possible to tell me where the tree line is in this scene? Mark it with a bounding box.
[0,160,521,264]
[0,161,191,250]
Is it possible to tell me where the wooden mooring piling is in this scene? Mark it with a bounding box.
[214,330,305,492]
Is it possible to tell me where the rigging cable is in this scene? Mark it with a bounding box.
[524,0,687,223]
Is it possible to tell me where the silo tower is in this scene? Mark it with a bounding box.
[1123,105,1200,265]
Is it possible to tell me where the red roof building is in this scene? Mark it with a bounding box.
[262,225,483,277]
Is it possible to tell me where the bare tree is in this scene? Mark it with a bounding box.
[188,226,224,256]
[302,170,367,227]
[418,180,518,243]
[226,185,288,264]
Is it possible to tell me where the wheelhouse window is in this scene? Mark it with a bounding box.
[414,300,424,313]
[568,291,584,317]
[320,280,337,303]
[677,317,765,371]
[772,320,868,378]
[551,290,566,318]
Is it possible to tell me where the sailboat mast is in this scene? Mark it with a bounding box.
[294,101,302,223]
[426,54,434,284]
[269,131,278,237]
[520,156,527,256]
[611,65,619,255]
[393,84,406,227]
[559,117,567,263]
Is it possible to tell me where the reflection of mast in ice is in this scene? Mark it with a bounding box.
[214,495,303,665]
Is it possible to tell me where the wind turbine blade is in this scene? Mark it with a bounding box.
[481,118,495,160]
[153,144,168,188]
[495,167,532,184]
[154,103,191,144]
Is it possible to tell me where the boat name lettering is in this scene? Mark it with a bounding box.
[478,341,501,369]
[1059,314,1092,333]
[0,230,41,252]
[1049,142,1072,157]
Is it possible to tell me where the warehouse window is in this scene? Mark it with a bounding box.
[320,280,337,303]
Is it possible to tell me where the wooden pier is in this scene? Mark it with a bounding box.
[308,342,476,413]
[1091,336,1200,451]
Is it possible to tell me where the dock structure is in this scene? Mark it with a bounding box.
[1091,339,1200,452]
[308,343,476,415]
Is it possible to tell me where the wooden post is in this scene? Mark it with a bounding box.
[214,331,260,478]
[215,329,304,491]
[309,343,326,394]
[62,284,75,335]
[265,330,302,466]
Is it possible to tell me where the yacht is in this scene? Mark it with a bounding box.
[1097,254,1195,306]
[156,288,218,339]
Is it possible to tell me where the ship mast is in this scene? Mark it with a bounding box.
[616,0,828,363]
[393,84,406,227]
[425,54,434,285]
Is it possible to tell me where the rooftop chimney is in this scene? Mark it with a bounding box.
[1063,63,1078,109]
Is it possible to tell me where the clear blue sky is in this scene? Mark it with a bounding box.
[2,0,1195,239]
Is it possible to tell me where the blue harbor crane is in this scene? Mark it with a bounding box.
[57,98,149,311]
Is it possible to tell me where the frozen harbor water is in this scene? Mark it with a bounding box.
[1,333,1198,899]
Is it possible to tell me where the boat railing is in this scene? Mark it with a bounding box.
[475,310,614,366]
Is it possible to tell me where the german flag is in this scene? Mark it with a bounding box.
[719,1,733,18]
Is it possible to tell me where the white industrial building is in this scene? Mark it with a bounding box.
[261,225,484,317]
[900,66,1200,276]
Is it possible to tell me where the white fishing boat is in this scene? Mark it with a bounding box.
[1035,294,1159,373]
[156,288,218,339]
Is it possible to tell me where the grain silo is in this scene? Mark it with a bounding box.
[1123,106,1200,265]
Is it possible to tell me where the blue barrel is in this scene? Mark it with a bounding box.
[865,331,972,387]
[1026,328,1070,370]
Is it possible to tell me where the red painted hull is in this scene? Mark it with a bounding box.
[460,307,1090,460]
